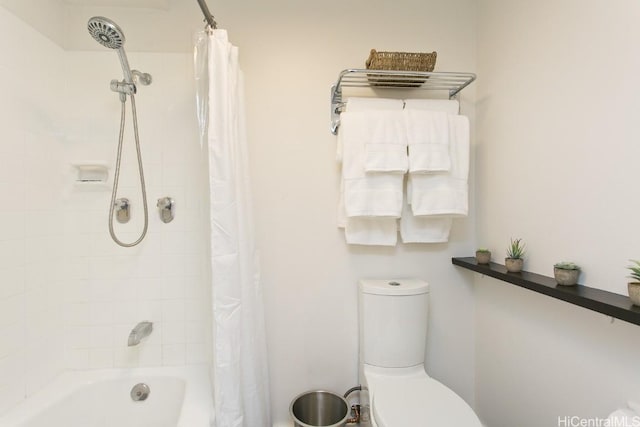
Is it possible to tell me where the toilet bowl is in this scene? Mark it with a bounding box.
[358,279,481,427]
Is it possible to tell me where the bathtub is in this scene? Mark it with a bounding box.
[0,366,213,427]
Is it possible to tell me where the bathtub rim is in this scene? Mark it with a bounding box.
[0,365,214,426]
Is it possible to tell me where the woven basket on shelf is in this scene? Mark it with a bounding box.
[365,49,437,87]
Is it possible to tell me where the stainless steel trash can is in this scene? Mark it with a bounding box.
[290,390,350,427]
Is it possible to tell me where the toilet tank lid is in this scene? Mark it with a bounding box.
[359,279,429,296]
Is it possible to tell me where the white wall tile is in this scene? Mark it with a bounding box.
[162,322,186,345]
[139,344,162,367]
[161,343,186,366]
[88,348,114,369]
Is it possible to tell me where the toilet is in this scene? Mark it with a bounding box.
[358,278,482,427]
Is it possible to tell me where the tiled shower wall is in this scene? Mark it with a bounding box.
[0,7,66,411]
[62,51,210,372]
[0,7,211,412]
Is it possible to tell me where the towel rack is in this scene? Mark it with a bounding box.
[330,69,476,134]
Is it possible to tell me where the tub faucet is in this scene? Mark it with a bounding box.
[128,321,153,346]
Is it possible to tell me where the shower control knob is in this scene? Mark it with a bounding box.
[157,197,175,223]
[114,198,130,224]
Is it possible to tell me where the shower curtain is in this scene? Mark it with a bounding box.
[195,29,271,427]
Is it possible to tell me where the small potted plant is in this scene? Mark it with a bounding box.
[553,262,581,286]
[475,248,491,264]
[505,238,525,273]
[627,260,640,306]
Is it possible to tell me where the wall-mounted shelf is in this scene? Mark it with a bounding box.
[452,257,640,326]
[330,68,476,134]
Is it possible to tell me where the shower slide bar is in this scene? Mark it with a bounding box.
[330,68,476,134]
[197,0,217,29]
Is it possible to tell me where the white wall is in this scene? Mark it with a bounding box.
[475,0,640,425]
[229,0,478,424]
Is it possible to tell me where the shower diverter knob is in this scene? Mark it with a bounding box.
[157,197,175,223]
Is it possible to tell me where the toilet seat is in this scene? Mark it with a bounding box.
[365,367,481,427]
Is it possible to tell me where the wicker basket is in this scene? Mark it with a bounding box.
[366,49,437,87]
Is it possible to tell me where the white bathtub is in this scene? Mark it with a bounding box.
[0,366,213,427]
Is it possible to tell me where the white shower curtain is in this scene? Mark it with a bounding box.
[195,29,271,427]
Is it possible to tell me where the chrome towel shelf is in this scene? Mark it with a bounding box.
[330,68,476,134]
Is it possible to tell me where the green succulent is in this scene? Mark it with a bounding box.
[554,262,580,270]
[627,260,640,282]
[476,248,491,253]
[506,238,525,259]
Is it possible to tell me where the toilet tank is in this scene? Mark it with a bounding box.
[359,279,429,368]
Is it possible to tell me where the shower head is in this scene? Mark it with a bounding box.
[88,16,125,49]
[87,16,133,83]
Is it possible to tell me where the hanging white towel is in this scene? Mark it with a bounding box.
[400,190,452,243]
[347,97,405,112]
[337,179,399,246]
[337,98,404,246]
[405,109,450,173]
[345,217,398,246]
[404,98,460,114]
[340,112,404,217]
[409,115,470,216]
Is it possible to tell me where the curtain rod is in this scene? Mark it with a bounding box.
[197,0,217,29]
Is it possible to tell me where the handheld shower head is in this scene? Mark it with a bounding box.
[87,16,125,49]
[87,16,133,83]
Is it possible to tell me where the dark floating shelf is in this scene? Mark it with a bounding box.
[452,257,640,326]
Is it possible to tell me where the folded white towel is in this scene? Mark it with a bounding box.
[405,109,450,173]
[409,115,470,216]
[344,110,407,173]
[400,194,452,243]
[337,97,405,163]
[404,98,460,114]
[340,112,404,218]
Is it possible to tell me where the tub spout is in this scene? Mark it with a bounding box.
[128,321,153,346]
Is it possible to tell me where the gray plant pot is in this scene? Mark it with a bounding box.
[505,258,523,273]
[628,282,640,306]
[554,268,580,286]
[475,251,491,264]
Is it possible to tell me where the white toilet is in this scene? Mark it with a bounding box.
[358,278,482,427]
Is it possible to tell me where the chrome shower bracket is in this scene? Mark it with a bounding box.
[111,79,136,97]
[110,71,151,99]
[157,197,175,223]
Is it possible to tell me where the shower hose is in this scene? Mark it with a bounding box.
[108,94,149,247]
